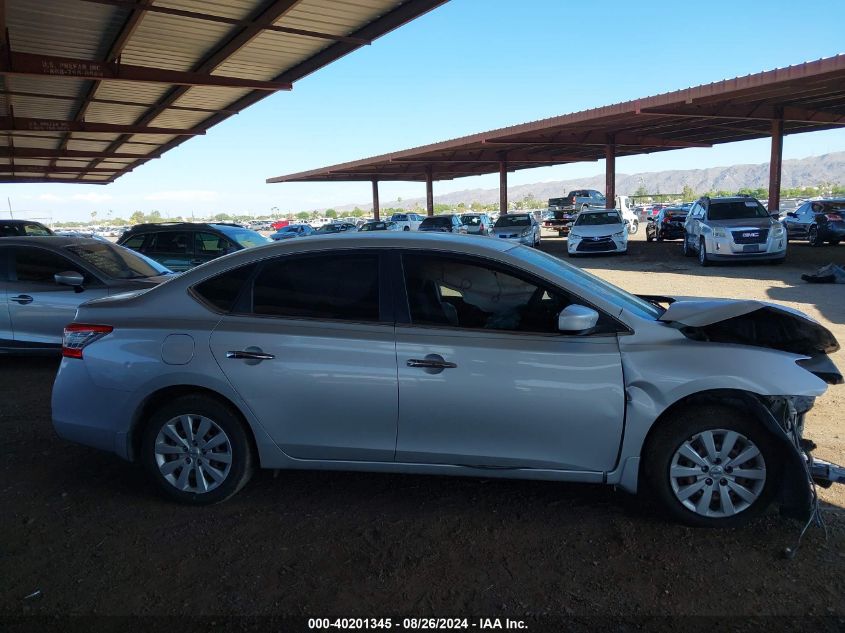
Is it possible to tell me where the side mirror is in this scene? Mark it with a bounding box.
[558,304,599,333]
[55,271,84,292]
[786,212,797,218]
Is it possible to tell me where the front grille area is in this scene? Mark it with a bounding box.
[731,228,769,244]
[577,237,616,252]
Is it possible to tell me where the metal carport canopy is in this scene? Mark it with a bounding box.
[266,54,845,215]
[0,0,448,184]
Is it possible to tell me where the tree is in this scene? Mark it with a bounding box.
[296,211,310,220]
[681,185,696,202]
[325,209,337,219]
[129,211,145,225]
[213,213,232,222]
[634,185,649,198]
[351,208,365,218]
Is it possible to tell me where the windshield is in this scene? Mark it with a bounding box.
[575,211,621,226]
[494,215,530,228]
[66,242,170,279]
[708,200,769,221]
[219,227,269,248]
[510,247,663,320]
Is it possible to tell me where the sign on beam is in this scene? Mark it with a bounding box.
[0,51,293,91]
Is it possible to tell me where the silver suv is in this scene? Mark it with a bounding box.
[683,196,786,265]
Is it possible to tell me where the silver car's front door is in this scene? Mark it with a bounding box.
[207,252,398,461]
[8,247,107,346]
[394,252,626,472]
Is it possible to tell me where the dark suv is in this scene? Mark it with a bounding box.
[118,222,268,272]
[0,220,54,237]
[418,214,468,234]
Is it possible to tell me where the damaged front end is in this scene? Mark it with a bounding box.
[649,296,845,519]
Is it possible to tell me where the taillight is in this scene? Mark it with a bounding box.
[62,324,113,359]
[663,217,671,224]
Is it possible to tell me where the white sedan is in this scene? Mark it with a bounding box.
[567,209,628,256]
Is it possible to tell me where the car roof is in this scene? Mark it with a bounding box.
[0,219,47,225]
[0,236,106,248]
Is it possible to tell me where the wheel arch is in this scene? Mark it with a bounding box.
[129,385,260,465]
[637,388,812,521]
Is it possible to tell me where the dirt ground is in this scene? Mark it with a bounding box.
[2,230,845,624]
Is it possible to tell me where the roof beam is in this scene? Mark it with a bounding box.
[0,147,155,159]
[0,51,293,91]
[482,135,712,148]
[79,0,373,45]
[638,104,845,125]
[0,165,123,174]
[0,116,201,135]
[1,90,237,114]
[0,178,110,184]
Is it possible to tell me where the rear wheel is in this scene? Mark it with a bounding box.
[808,225,822,246]
[141,395,254,505]
[403,226,411,232]
[645,405,779,527]
[628,220,639,235]
[682,234,694,257]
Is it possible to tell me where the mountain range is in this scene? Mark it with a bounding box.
[332,151,845,211]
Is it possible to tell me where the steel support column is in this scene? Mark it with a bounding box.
[499,156,508,215]
[768,116,784,212]
[425,166,434,216]
[372,180,380,221]
[605,136,616,209]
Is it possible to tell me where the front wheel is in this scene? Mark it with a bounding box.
[698,238,710,266]
[645,405,779,527]
[141,395,254,505]
[682,234,694,257]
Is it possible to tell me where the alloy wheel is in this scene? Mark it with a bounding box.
[669,429,766,518]
[154,414,233,493]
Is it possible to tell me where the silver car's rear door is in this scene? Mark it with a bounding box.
[7,246,107,346]
[207,251,399,462]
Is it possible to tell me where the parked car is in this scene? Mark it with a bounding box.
[358,220,400,232]
[781,199,845,246]
[269,224,314,240]
[491,213,540,246]
[646,206,688,242]
[549,190,606,214]
[0,237,172,354]
[683,196,786,266]
[389,213,425,231]
[567,209,628,256]
[314,222,357,235]
[418,215,467,234]
[0,219,54,237]
[118,222,269,272]
[459,213,493,236]
[51,232,843,527]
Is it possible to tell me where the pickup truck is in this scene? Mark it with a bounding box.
[543,193,639,236]
[389,212,425,231]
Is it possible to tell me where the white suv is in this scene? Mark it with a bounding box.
[389,213,424,231]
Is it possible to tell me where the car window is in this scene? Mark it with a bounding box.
[22,222,52,236]
[217,228,267,249]
[193,263,258,312]
[121,234,146,249]
[65,242,166,279]
[494,215,531,228]
[420,216,451,228]
[196,232,234,257]
[251,253,380,322]
[12,247,87,283]
[402,253,616,334]
[149,232,191,254]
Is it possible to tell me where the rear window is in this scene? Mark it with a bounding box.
[494,215,530,228]
[391,214,408,221]
[421,216,451,227]
[461,215,481,226]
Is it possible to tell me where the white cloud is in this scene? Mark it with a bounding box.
[38,193,62,202]
[71,193,113,202]
[144,190,220,202]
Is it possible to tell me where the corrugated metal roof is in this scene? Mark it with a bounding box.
[267,55,845,183]
[0,0,448,184]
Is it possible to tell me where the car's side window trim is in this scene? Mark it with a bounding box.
[394,249,630,336]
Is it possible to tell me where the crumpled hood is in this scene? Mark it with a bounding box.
[656,297,839,356]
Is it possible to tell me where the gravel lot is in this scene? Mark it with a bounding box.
[2,230,844,622]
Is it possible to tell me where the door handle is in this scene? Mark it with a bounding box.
[407,354,457,375]
[226,350,275,361]
[10,295,33,305]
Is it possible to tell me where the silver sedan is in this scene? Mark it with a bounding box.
[51,233,841,526]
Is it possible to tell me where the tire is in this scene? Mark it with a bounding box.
[628,220,639,235]
[656,233,664,242]
[698,238,710,267]
[682,234,694,257]
[644,404,779,527]
[771,256,786,265]
[830,240,840,246]
[141,394,254,505]
[808,225,822,246]
[403,226,411,232]
[646,231,654,243]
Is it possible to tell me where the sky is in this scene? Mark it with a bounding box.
[4,0,845,222]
